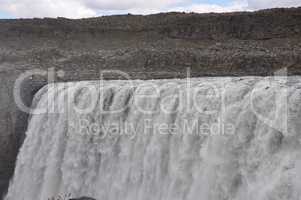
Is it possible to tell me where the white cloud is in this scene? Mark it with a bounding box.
[246,0,301,10]
[0,0,300,18]
[121,1,248,14]
[81,0,183,10]
[0,0,96,18]
[0,0,183,18]
[169,1,248,13]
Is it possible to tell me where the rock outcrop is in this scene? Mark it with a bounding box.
[0,7,301,199]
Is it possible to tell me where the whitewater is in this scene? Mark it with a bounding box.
[5,77,301,200]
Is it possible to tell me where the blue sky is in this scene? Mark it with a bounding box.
[0,11,12,19]
[0,0,300,19]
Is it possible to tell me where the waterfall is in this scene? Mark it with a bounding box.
[5,77,301,200]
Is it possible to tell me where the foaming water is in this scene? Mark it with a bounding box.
[5,77,301,200]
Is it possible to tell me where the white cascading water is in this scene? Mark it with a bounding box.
[5,77,301,200]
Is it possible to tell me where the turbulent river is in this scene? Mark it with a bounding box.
[5,77,301,200]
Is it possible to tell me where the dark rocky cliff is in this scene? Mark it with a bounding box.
[0,7,301,199]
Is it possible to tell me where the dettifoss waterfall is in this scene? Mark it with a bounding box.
[5,77,301,200]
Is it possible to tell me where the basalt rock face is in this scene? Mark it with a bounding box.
[0,7,301,199]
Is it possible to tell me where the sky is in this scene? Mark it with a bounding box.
[0,0,300,19]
